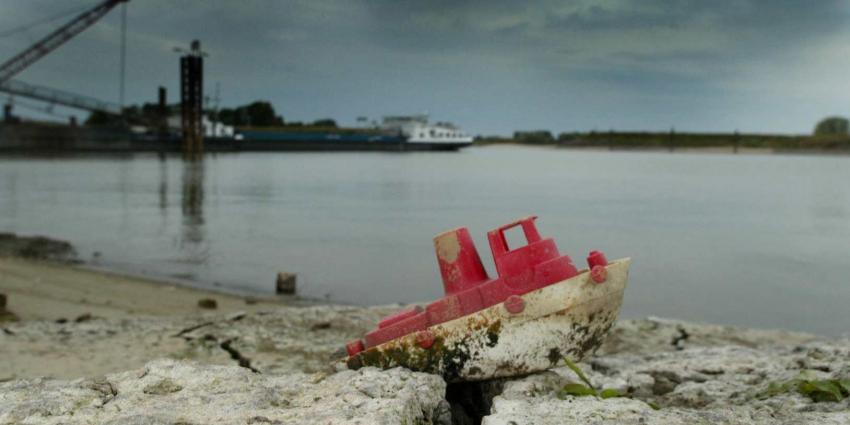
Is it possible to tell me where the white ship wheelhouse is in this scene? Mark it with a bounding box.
[381,114,473,145]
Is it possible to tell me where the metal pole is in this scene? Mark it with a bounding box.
[119,2,126,108]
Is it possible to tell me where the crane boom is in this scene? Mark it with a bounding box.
[0,79,121,114]
[0,0,128,84]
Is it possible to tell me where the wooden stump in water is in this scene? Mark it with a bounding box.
[276,272,297,295]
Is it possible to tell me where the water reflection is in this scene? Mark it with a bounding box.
[179,157,208,264]
[0,171,17,219]
[158,154,168,215]
[3,149,850,335]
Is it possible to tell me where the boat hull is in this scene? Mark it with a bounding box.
[346,258,631,382]
[0,123,473,153]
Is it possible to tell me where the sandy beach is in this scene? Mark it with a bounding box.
[0,256,287,322]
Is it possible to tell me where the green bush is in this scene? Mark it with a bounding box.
[814,117,849,136]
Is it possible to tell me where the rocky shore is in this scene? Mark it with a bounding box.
[2,306,849,424]
[1,238,849,424]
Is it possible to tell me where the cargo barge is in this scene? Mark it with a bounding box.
[237,115,473,151]
[0,115,474,153]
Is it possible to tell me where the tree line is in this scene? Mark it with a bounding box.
[86,100,336,128]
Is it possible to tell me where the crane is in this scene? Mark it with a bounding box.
[1,79,121,115]
[0,0,128,84]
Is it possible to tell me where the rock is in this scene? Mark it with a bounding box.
[598,317,817,356]
[482,339,850,424]
[0,293,6,310]
[276,272,297,295]
[142,378,183,395]
[0,359,451,425]
[310,321,331,330]
[0,310,16,324]
[0,304,400,379]
[197,298,217,309]
[2,313,848,424]
[74,313,93,323]
[0,233,76,262]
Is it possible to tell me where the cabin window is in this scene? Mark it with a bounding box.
[503,225,528,251]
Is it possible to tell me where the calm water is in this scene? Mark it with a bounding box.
[1,146,849,335]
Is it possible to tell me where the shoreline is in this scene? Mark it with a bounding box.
[475,142,850,156]
[3,250,848,423]
[0,256,291,322]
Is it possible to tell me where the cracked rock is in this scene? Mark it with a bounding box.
[0,359,451,425]
[483,338,850,424]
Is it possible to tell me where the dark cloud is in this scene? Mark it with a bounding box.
[0,0,848,134]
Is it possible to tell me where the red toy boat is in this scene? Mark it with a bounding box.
[344,216,630,382]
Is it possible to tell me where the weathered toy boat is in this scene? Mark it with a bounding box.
[344,216,630,382]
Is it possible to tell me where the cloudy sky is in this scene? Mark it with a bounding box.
[1,0,849,135]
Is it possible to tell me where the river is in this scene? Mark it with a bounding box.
[1,146,848,335]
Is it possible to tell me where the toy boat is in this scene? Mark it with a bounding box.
[344,216,630,382]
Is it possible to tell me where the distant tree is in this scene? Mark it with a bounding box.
[513,130,555,145]
[85,110,118,126]
[87,100,285,128]
[311,118,337,127]
[243,101,283,126]
[814,116,849,136]
[556,132,581,145]
[86,102,173,127]
[218,101,284,127]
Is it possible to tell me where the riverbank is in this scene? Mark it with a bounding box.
[0,257,291,322]
[2,238,849,423]
[476,130,850,154]
[2,304,848,423]
[0,232,312,322]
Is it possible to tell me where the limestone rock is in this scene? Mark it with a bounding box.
[0,359,450,425]
[0,304,399,379]
[483,337,850,424]
[598,317,817,356]
[2,313,848,424]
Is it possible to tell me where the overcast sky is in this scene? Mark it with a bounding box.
[1,0,849,135]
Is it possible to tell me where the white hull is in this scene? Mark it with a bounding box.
[346,258,631,382]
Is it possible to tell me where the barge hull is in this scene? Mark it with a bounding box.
[0,123,471,153]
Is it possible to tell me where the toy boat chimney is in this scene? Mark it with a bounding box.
[433,227,489,295]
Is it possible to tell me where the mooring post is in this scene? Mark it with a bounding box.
[179,40,204,157]
[157,86,168,142]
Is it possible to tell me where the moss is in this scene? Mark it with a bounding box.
[758,377,850,403]
[351,318,503,381]
[485,321,501,347]
[0,310,18,323]
[143,378,183,395]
